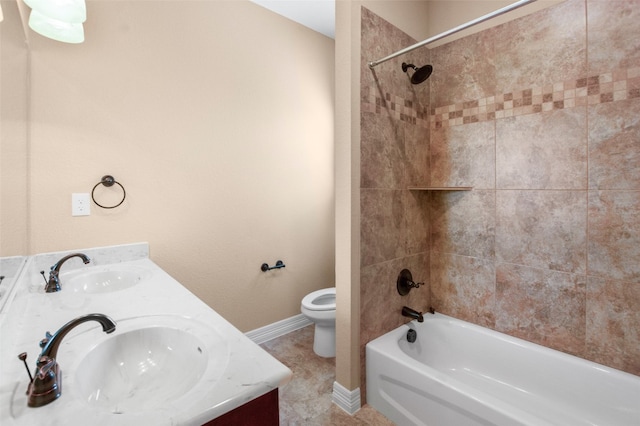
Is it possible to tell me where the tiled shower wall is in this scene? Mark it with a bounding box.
[360,0,640,399]
[428,0,640,376]
[359,7,432,399]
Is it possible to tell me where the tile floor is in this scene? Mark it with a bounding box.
[260,326,395,426]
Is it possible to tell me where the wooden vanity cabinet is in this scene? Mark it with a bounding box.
[202,389,279,426]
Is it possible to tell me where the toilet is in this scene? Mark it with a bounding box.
[300,287,336,358]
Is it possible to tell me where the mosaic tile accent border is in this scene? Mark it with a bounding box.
[361,90,430,128]
[362,67,640,130]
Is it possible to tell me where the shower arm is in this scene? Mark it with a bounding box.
[367,0,537,69]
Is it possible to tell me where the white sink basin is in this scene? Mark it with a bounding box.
[69,316,230,413]
[62,265,152,294]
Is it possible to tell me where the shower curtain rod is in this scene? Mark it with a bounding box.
[367,0,538,69]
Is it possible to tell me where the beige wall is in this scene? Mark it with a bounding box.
[0,1,29,256]
[334,0,361,395]
[0,0,335,333]
[362,0,430,41]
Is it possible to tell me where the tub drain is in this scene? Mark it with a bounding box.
[406,329,417,343]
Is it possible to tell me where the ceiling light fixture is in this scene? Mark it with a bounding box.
[24,0,86,23]
[28,9,84,44]
[23,0,87,43]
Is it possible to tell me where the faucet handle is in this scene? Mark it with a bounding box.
[397,269,425,296]
[39,332,52,348]
[17,352,34,383]
[36,356,56,376]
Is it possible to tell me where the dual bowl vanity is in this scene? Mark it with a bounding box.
[0,243,291,425]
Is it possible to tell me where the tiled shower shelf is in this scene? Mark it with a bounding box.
[408,187,473,191]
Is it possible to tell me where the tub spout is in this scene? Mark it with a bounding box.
[402,306,424,323]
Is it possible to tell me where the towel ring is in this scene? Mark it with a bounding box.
[91,175,126,209]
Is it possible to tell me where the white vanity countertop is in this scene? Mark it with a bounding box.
[0,244,292,426]
[0,256,28,314]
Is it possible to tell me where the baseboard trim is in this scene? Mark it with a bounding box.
[245,313,313,345]
[332,381,361,415]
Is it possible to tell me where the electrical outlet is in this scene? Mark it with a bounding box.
[72,193,91,216]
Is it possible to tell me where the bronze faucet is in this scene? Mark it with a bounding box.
[21,313,116,407]
[44,253,91,292]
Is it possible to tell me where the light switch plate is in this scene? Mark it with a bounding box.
[72,193,91,216]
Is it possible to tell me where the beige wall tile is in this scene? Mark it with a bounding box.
[494,0,587,93]
[586,276,640,375]
[430,252,496,327]
[430,190,495,260]
[587,0,640,74]
[495,263,586,357]
[404,121,430,187]
[430,30,496,107]
[588,190,640,281]
[360,189,405,267]
[431,120,495,188]
[496,190,587,274]
[588,97,640,189]
[496,108,587,189]
[361,112,405,189]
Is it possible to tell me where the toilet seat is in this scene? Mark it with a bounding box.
[301,288,335,311]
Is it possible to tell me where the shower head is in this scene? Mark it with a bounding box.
[402,62,433,85]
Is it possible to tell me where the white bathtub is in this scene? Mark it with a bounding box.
[366,313,640,426]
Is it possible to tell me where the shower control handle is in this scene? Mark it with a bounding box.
[397,269,423,296]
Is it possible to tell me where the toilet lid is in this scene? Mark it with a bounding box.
[301,287,336,311]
